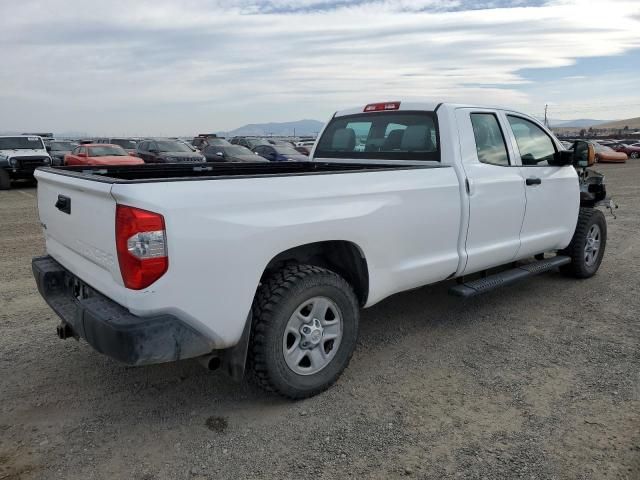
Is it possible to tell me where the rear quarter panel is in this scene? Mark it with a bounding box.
[111,167,462,347]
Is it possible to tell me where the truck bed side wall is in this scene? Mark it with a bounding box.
[110,168,462,347]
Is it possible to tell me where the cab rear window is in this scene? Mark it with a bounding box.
[315,111,439,161]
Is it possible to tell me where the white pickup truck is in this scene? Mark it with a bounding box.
[32,101,610,399]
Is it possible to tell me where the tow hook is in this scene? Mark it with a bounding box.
[56,323,75,340]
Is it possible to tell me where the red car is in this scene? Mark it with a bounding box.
[612,142,640,159]
[591,142,627,163]
[64,144,144,166]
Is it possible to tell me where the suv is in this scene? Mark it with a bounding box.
[0,136,52,189]
[136,139,206,163]
[46,140,78,166]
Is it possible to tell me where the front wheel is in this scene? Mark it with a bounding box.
[560,208,607,278]
[630,152,638,159]
[249,265,359,399]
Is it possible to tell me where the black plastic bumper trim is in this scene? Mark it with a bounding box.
[32,255,212,365]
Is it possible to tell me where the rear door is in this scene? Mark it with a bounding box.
[503,114,579,257]
[455,108,526,274]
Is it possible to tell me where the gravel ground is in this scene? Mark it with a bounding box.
[1,163,639,480]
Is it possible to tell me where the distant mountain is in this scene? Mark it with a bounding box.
[548,119,609,128]
[594,117,640,130]
[220,119,324,137]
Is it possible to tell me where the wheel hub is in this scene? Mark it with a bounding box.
[282,296,343,376]
[300,318,324,348]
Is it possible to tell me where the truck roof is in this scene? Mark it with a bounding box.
[333,101,517,117]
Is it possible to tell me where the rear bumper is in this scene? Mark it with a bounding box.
[32,255,212,365]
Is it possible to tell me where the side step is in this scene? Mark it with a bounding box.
[449,255,571,298]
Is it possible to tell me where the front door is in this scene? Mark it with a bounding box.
[503,114,579,259]
[455,109,527,274]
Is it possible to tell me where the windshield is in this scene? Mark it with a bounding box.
[593,143,612,153]
[225,146,253,156]
[156,141,192,152]
[315,111,440,161]
[88,145,128,157]
[0,136,44,150]
[109,139,137,149]
[274,145,302,155]
[247,138,270,148]
[208,138,230,146]
[50,141,76,151]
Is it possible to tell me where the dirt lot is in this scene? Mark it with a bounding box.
[1,163,639,480]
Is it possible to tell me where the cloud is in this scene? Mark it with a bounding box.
[0,0,639,134]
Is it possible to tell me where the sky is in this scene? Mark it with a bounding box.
[0,0,639,136]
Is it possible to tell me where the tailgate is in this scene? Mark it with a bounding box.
[35,169,124,297]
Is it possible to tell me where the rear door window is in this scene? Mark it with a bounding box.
[315,111,439,161]
[470,113,510,166]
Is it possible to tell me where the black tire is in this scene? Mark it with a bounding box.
[630,152,638,159]
[0,169,10,190]
[560,208,607,278]
[249,264,359,399]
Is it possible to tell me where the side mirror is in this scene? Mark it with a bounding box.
[77,152,87,158]
[573,140,596,167]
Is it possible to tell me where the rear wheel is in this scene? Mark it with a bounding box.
[250,264,359,399]
[0,169,10,190]
[560,208,607,278]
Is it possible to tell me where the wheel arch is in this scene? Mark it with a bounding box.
[261,240,370,306]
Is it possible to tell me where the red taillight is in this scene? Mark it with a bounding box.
[364,101,401,112]
[115,205,168,290]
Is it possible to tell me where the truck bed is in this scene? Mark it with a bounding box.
[38,161,443,183]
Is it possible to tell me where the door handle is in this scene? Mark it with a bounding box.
[55,195,71,214]
[526,177,542,186]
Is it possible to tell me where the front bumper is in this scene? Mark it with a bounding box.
[32,255,212,365]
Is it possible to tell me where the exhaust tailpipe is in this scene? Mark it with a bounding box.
[198,354,221,371]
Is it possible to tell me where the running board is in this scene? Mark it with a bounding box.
[449,256,571,298]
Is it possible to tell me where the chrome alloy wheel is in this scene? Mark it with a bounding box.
[282,296,343,375]
[584,224,601,267]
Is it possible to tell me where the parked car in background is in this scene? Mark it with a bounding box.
[203,144,268,162]
[266,139,293,146]
[231,137,270,150]
[173,139,198,152]
[611,142,640,159]
[0,135,52,189]
[46,140,78,166]
[294,146,311,155]
[253,144,310,162]
[106,138,138,156]
[136,139,206,163]
[64,144,144,166]
[592,142,627,163]
[192,135,231,151]
[296,140,316,150]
